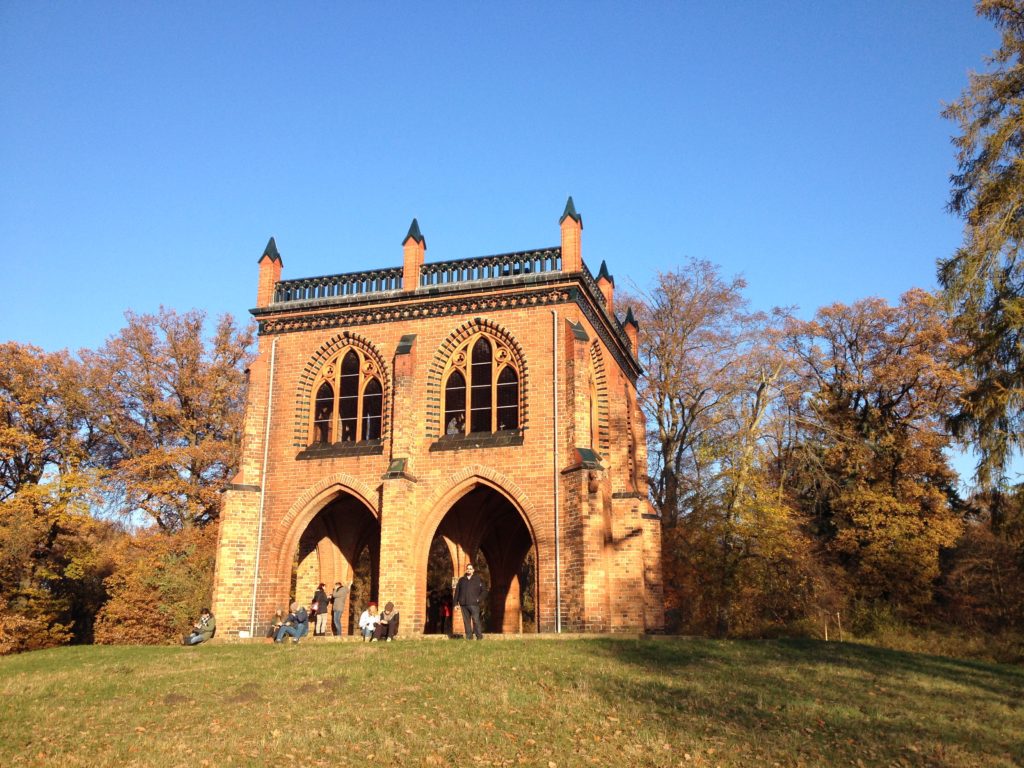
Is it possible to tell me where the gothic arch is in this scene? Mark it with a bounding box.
[424,318,529,439]
[291,331,390,447]
[414,466,543,574]
[413,466,548,634]
[589,340,611,456]
[271,472,380,581]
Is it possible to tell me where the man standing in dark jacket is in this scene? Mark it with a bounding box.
[453,563,485,640]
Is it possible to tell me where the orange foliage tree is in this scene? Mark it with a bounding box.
[0,342,119,653]
[86,308,253,644]
[784,290,966,619]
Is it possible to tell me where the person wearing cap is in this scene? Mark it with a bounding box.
[358,602,380,641]
[453,562,485,640]
[373,602,400,642]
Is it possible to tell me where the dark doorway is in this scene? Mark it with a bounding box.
[292,492,379,636]
[427,484,537,634]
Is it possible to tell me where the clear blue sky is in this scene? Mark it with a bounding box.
[1,2,997,354]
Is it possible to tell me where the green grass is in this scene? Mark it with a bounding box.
[2,637,1021,767]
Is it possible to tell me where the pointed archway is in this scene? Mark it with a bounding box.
[291,491,380,636]
[424,484,537,635]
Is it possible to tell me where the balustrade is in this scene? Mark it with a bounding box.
[274,267,403,304]
[419,248,562,287]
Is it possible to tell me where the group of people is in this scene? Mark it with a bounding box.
[185,562,486,646]
[357,601,400,641]
[272,580,357,643]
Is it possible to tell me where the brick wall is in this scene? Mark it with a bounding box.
[212,228,664,637]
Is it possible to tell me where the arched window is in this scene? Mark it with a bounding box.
[308,347,384,445]
[313,382,334,444]
[443,333,520,436]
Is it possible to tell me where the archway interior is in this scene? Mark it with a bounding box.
[429,484,536,634]
[293,492,379,636]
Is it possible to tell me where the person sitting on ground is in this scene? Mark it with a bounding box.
[372,601,400,642]
[267,609,285,640]
[358,603,379,641]
[274,601,309,644]
[184,608,216,646]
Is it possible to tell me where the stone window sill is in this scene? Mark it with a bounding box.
[297,440,384,460]
[430,430,524,452]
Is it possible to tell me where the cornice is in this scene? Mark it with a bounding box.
[256,277,641,382]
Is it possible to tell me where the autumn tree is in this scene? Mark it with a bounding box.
[93,525,216,645]
[0,342,119,653]
[632,260,754,529]
[83,308,254,531]
[632,262,830,635]
[784,290,965,617]
[939,0,1024,492]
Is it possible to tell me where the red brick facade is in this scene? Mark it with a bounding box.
[211,201,664,637]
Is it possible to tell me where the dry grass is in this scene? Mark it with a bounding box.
[1,637,1021,767]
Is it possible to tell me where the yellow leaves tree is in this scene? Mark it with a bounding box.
[0,342,119,652]
[786,289,965,617]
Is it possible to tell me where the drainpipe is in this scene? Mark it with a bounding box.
[249,336,277,637]
[552,310,562,633]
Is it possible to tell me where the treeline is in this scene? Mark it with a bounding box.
[634,266,1024,641]
[0,310,252,653]
[642,0,1024,647]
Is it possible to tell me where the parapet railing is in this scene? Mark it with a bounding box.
[580,262,607,309]
[419,247,562,287]
[274,267,404,303]
[269,248,615,311]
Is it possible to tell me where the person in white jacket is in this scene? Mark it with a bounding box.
[358,603,379,641]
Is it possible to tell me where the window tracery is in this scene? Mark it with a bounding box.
[443,333,520,435]
[308,347,384,445]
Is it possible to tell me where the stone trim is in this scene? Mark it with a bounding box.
[296,441,385,460]
[225,483,261,493]
[429,430,524,452]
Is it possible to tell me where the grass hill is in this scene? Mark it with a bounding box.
[1,637,1021,767]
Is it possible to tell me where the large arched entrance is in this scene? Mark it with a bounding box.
[291,491,380,635]
[423,483,537,635]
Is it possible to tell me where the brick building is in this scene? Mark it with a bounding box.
[211,199,664,637]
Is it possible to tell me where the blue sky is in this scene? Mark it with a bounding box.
[1,2,997,355]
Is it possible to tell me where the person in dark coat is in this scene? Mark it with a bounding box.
[453,563,485,640]
[372,601,400,641]
[312,583,330,636]
[274,602,309,644]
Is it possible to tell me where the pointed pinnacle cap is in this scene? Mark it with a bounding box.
[597,260,614,285]
[623,306,637,327]
[403,218,426,247]
[559,196,582,225]
[259,236,281,264]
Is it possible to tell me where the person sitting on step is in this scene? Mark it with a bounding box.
[274,602,309,644]
[372,602,400,642]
